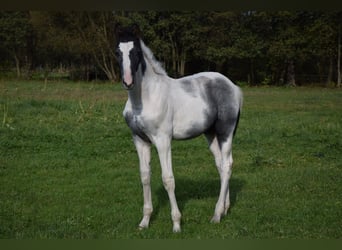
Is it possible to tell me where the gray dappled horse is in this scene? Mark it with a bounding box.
[115,26,243,232]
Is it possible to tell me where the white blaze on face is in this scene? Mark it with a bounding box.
[119,42,134,86]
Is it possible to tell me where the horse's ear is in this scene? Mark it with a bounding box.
[115,23,123,39]
[131,23,142,38]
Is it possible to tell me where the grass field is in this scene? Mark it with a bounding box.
[0,80,342,239]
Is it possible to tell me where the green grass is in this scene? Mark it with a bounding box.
[0,80,341,239]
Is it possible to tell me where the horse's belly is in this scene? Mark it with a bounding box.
[173,123,207,139]
[172,102,214,140]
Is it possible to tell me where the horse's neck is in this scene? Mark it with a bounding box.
[128,62,163,111]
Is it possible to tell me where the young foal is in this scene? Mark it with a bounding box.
[116,28,243,232]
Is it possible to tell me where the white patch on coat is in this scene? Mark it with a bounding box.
[171,85,209,139]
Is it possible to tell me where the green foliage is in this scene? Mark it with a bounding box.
[0,12,30,48]
[0,80,342,238]
[0,11,341,85]
[0,11,34,78]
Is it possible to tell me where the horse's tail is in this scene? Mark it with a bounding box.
[233,109,240,137]
[233,87,243,137]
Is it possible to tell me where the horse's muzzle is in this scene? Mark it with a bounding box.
[122,80,135,90]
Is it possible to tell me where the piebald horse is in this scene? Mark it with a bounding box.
[115,26,243,232]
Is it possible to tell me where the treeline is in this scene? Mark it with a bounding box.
[0,11,341,86]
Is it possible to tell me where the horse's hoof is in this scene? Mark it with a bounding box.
[173,223,181,233]
[173,227,181,233]
[210,215,221,223]
[138,223,149,230]
[139,217,150,230]
[224,207,230,216]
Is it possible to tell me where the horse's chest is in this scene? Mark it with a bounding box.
[124,112,143,133]
[123,110,153,141]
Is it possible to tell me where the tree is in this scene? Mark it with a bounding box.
[305,12,338,85]
[194,11,269,84]
[0,11,33,78]
[267,11,313,86]
[229,11,270,85]
[69,11,119,82]
[1,10,341,85]
[198,12,237,73]
[158,12,198,76]
[128,11,202,77]
[332,12,342,87]
[338,24,341,87]
[30,12,73,81]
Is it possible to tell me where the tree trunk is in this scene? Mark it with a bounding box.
[171,45,177,76]
[86,64,90,82]
[287,59,296,86]
[337,24,341,88]
[327,57,333,86]
[180,51,186,76]
[279,64,286,85]
[13,53,21,78]
[100,49,116,82]
[250,59,255,85]
[317,61,323,83]
[43,64,50,84]
[169,35,177,76]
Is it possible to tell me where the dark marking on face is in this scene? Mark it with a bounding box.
[129,40,146,75]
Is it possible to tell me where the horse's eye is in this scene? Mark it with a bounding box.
[133,49,142,59]
[115,49,122,58]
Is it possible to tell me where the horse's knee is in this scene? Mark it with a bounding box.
[162,175,175,191]
[140,171,151,185]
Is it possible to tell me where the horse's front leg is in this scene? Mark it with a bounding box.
[154,135,181,233]
[133,135,153,229]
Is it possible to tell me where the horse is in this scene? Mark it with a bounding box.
[115,26,243,232]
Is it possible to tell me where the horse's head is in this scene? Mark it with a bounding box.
[115,24,146,90]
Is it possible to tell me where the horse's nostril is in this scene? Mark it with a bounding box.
[122,81,134,90]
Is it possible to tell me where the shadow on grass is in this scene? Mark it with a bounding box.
[153,176,245,221]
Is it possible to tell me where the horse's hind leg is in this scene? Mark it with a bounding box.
[223,149,233,216]
[207,133,233,223]
[205,132,222,175]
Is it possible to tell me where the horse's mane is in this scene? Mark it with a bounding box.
[139,40,167,76]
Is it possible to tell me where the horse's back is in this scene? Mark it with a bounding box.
[176,72,241,108]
